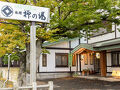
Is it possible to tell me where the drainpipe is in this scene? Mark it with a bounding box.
[79,54,81,72]
[69,41,72,75]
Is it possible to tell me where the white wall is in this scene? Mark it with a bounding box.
[88,32,115,44]
[116,25,120,38]
[39,49,76,72]
[107,67,120,73]
[88,24,116,44]
[81,37,87,43]
[71,39,79,48]
[71,37,87,48]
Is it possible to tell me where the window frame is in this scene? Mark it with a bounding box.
[90,53,93,65]
[84,53,88,65]
[42,54,47,67]
[55,53,68,67]
[72,55,76,66]
[111,52,120,67]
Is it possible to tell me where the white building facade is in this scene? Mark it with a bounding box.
[37,23,120,79]
[37,37,87,79]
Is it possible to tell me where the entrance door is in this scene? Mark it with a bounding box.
[94,58,100,73]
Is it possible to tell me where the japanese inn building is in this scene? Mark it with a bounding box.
[37,23,120,79]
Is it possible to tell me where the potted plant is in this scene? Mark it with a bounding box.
[82,69,86,76]
[89,69,94,75]
[82,68,90,76]
[86,68,90,76]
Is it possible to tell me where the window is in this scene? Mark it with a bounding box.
[72,55,76,66]
[56,53,68,67]
[84,53,88,65]
[112,52,120,66]
[42,54,47,67]
[90,53,93,65]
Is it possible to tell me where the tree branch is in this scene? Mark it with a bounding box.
[6,0,9,2]
[63,10,78,21]
[24,0,27,5]
[15,0,17,3]
[0,21,20,26]
[33,0,37,4]
[51,21,101,31]
[58,6,61,20]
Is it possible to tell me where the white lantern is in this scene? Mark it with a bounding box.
[96,53,100,59]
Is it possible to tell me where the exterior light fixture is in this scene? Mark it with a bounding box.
[96,53,100,59]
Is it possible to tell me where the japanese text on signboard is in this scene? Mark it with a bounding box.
[0,1,50,23]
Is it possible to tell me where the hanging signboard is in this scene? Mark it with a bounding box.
[0,1,50,23]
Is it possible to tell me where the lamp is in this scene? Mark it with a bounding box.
[96,53,100,59]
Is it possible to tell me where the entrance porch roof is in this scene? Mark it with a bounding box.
[71,43,97,54]
[72,38,120,54]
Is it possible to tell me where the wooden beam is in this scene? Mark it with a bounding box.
[74,48,86,54]
[100,51,106,77]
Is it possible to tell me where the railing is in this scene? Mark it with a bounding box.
[0,81,53,90]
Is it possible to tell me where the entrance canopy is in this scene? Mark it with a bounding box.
[71,43,97,54]
[72,38,120,54]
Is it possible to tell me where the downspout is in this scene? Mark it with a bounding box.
[76,54,78,72]
[69,41,72,73]
[79,54,81,72]
[79,38,81,73]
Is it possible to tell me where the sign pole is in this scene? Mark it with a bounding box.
[30,21,36,85]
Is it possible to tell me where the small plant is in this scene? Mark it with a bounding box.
[82,68,90,76]
[73,72,79,77]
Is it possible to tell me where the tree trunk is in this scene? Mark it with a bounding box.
[26,43,30,73]
[17,24,31,86]
[36,39,42,73]
[18,39,42,86]
[17,52,26,86]
[25,39,42,81]
[0,57,2,67]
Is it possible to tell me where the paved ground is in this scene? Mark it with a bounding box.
[37,77,120,90]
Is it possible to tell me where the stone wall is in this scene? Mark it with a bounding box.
[37,72,71,80]
[0,67,19,84]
